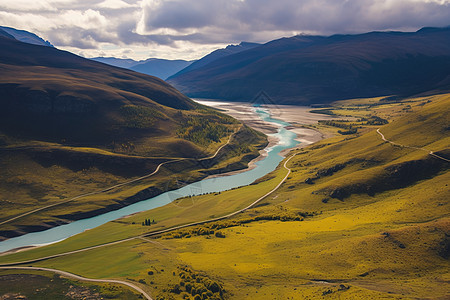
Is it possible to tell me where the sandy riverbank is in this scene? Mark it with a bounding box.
[196,99,335,178]
[196,100,333,146]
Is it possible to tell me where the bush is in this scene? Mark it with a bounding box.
[215,231,226,238]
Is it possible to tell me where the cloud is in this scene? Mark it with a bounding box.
[141,0,450,37]
[97,0,138,9]
[0,0,449,60]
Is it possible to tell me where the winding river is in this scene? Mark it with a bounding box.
[0,105,299,253]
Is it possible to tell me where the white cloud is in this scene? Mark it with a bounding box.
[97,0,138,9]
[59,9,109,29]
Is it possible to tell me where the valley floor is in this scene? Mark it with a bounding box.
[1,94,449,300]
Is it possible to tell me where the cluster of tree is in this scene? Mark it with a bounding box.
[161,211,317,240]
[338,128,358,135]
[177,115,232,146]
[319,120,353,129]
[357,115,389,125]
[166,226,226,239]
[120,105,163,129]
[168,266,224,300]
[142,218,155,226]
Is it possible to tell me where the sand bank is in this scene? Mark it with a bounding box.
[196,99,334,178]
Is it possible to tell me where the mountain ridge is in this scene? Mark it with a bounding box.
[168,27,450,104]
[0,26,53,47]
[91,56,194,80]
[169,41,261,79]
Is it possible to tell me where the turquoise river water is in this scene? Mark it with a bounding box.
[0,106,299,253]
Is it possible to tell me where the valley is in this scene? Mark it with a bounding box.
[1,93,447,299]
[0,20,449,300]
[0,34,268,242]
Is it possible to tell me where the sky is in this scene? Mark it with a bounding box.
[1,0,449,61]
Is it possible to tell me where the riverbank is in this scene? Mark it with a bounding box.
[0,124,267,246]
[196,100,334,177]
[195,100,334,145]
[0,104,293,253]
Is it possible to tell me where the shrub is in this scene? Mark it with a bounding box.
[215,231,226,238]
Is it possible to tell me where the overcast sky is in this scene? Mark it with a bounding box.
[1,0,449,60]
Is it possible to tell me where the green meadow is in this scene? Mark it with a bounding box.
[1,93,449,299]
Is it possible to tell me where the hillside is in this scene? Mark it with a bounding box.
[91,57,193,80]
[1,93,448,299]
[168,27,450,104]
[0,37,267,240]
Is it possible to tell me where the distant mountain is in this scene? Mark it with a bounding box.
[0,26,53,47]
[90,57,139,69]
[169,42,260,79]
[168,27,450,104]
[130,59,193,80]
[0,36,267,240]
[90,57,193,80]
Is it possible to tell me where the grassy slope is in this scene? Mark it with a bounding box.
[0,124,267,240]
[1,94,448,299]
[0,36,268,240]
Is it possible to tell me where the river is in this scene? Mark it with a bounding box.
[0,104,299,253]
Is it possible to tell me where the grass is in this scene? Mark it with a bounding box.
[0,122,267,241]
[1,93,449,299]
[0,268,141,299]
[0,164,288,263]
[0,36,269,241]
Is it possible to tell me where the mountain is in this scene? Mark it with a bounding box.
[0,36,267,239]
[90,57,193,80]
[130,58,193,80]
[90,57,139,69]
[0,28,15,39]
[0,26,53,47]
[169,42,261,78]
[168,27,450,104]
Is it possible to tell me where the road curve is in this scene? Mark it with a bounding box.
[0,266,153,300]
[0,153,296,266]
[377,128,450,162]
[0,128,239,227]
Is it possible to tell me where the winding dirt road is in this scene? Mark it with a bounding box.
[377,128,450,162]
[0,128,238,227]
[0,153,296,266]
[0,266,153,300]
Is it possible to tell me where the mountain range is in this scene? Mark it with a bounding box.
[91,57,194,80]
[91,42,260,80]
[168,27,450,104]
[0,31,266,239]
